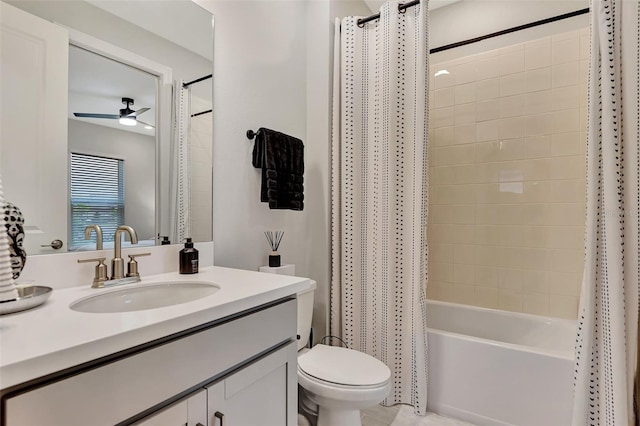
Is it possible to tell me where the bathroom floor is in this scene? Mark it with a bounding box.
[362,404,475,426]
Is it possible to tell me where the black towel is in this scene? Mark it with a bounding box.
[252,128,304,210]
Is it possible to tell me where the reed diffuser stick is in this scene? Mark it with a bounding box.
[264,230,285,252]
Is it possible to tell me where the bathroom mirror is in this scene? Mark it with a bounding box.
[0,0,213,255]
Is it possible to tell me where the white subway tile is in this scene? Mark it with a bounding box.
[430,243,454,263]
[453,144,476,164]
[434,67,455,89]
[476,120,500,142]
[454,123,477,144]
[552,61,580,87]
[476,56,500,80]
[500,50,525,75]
[551,85,580,111]
[454,82,476,105]
[429,261,454,283]
[475,265,498,287]
[549,294,579,319]
[476,78,500,101]
[434,87,455,108]
[454,103,476,125]
[427,281,454,302]
[433,126,455,147]
[525,90,552,115]
[500,73,526,96]
[452,185,476,205]
[498,289,524,312]
[454,244,476,265]
[523,292,550,316]
[453,224,475,244]
[476,99,500,122]
[525,113,552,136]
[431,107,454,128]
[452,62,477,85]
[551,36,580,64]
[475,286,498,308]
[499,117,526,139]
[525,135,550,158]
[525,39,551,70]
[453,284,476,304]
[549,132,582,156]
[522,268,550,293]
[552,108,580,133]
[525,67,552,92]
[523,203,549,226]
[500,94,526,118]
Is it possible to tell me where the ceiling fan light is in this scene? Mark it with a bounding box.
[119,116,137,126]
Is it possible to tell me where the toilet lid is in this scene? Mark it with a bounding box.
[298,345,391,387]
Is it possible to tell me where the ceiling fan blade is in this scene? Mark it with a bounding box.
[138,119,155,128]
[127,107,150,117]
[73,113,120,119]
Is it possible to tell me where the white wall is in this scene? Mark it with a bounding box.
[195,0,371,342]
[68,120,156,240]
[430,0,589,61]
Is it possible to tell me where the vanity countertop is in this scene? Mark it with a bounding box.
[0,266,310,390]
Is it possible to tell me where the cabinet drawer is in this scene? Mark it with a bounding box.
[4,299,296,426]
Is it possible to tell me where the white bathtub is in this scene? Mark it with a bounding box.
[426,300,576,426]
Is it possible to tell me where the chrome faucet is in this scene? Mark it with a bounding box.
[111,225,138,280]
[84,224,103,250]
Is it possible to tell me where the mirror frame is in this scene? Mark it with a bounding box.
[67,28,173,251]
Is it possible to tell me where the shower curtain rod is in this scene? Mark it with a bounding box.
[430,7,589,53]
[183,74,212,88]
[356,5,589,54]
[357,0,420,27]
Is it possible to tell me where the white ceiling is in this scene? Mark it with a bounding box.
[69,45,157,136]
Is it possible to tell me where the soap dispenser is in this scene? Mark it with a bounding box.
[179,238,199,274]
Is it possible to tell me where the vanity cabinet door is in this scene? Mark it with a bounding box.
[207,342,298,426]
[136,390,206,426]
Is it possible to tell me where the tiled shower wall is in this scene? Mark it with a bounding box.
[426,28,588,319]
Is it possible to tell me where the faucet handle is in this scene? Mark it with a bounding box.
[126,252,151,280]
[77,257,108,288]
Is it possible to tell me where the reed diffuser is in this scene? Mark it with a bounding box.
[264,230,284,267]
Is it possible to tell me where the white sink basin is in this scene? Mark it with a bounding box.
[70,281,220,313]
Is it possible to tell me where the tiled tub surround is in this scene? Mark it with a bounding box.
[427,28,588,319]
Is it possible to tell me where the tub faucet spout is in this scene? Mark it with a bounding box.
[111,225,138,280]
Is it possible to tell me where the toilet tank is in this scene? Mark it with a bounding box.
[297,280,317,351]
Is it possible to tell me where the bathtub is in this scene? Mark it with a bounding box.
[426,300,576,426]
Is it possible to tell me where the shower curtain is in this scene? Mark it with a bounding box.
[169,80,192,245]
[330,1,429,414]
[572,1,640,424]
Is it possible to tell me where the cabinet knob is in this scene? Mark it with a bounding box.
[214,411,224,426]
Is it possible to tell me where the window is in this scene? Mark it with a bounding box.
[70,153,124,250]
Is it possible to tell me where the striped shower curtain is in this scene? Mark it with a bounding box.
[572,1,640,424]
[330,1,430,414]
[169,80,192,244]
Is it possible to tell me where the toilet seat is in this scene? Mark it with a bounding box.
[298,366,391,404]
[298,344,391,387]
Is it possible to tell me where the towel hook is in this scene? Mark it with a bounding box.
[246,129,259,140]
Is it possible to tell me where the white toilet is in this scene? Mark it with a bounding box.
[297,281,391,426]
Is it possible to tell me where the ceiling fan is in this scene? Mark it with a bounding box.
[73,97,153,128]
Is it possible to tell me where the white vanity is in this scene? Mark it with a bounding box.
[0,266,310,425]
